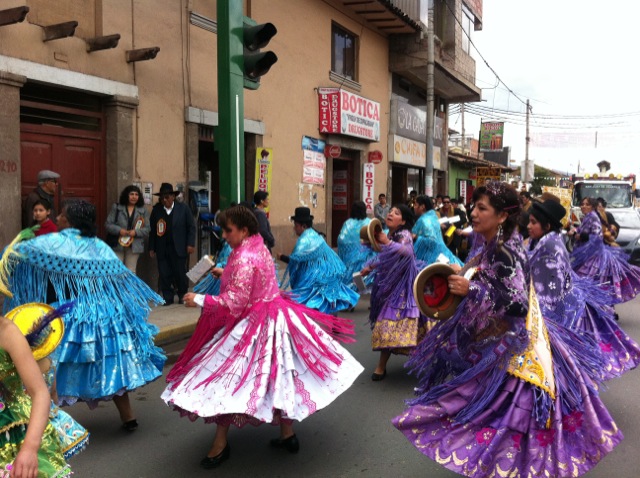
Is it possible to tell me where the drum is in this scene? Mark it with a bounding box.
[359,218,383,252]
[413,263,462,320]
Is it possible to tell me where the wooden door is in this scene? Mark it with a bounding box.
[21,128,104,233]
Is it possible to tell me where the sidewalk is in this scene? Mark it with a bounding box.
[150,259,288,347]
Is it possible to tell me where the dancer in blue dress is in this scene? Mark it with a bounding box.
[2,200,165,432]
[412,195,462,267]
[337,201,377,292]
[279,207,358,314]
[194,241,232,296]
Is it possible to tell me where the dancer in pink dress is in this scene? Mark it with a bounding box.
[162,206,363,469]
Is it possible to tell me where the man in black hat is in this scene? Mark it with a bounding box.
[149,183,196,305]
[22,169,60,228]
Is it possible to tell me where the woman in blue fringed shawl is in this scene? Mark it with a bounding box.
[193,241,232,296]
[393,183,621,478]
[412,195,462,268]
[2,200,165,432]
[278,207,358,314]
[337,201,377,293]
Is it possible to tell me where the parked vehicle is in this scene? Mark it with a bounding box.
[609,208,640,266]
[570,172,636,223]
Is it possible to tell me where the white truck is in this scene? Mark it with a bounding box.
[569,172,637,223]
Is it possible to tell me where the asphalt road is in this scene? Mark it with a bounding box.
[67,296,640,478]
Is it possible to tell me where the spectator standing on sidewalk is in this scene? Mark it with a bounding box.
[23,169,60,228]
[105,185,150,274]
[374,193,390,223]
[253,190,275,252]
[149,183,196,305]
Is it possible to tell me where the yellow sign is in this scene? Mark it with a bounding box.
[476,167,502,186]
[254,148,273,212]
[542,186,572,226]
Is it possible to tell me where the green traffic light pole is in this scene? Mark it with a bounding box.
[215,0,245,209]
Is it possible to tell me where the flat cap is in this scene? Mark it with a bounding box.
[37,170,60,181]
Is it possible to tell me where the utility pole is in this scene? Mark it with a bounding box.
[460,103,465,155]
[425,2,435,197]
[523,98,533,183]
[216,0,245,208]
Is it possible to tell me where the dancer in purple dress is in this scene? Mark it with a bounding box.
[394,182,622,477]
[528,199,640,380]
[361,204,427,381]
[570,197,640,304]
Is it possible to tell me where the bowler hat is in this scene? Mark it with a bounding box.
[37,170,60,182]
[153,183,180,196]
[360,218,383,252]
[6,303,65,361]
[413,263,462,320]
[291,207,314,223]
[531,200,566,229]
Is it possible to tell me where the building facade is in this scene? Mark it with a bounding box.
[0,0,482,269]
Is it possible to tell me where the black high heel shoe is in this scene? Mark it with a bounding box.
[121,419,138,432]
[371,370,386,381]
[270,434,300,454]
[200,443,230,469]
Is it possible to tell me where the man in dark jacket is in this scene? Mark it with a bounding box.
[22,169,60,228]
[149,183,196,305]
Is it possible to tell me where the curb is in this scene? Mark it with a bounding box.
[154,322,197,347]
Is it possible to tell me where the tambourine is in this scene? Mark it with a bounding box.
[119,217,145,247]
[359,218,383,252]
[413,263,462,320]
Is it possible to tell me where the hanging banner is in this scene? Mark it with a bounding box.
[479,121,504,152]
[301,136,326,185]
[254,148,273,212]
[362,163,375,214]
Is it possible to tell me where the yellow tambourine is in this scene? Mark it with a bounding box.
[5,303,65,361]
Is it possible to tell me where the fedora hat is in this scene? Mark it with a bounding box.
[153,183,180,196]
[5,303,65,361]
[531,199,566,229]
[291,207,314,223]
[413,263,462,320]
[360,218,383,252]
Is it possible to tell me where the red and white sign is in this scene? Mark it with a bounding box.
[324,144,341,158]
[333,169,348,210]
[368,150,383,164]
[362,163,375,214]
[318,88,380,141]
[302,149,325,185]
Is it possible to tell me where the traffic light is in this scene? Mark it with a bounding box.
[243,18,278,90]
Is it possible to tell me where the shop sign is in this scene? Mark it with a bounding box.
[254,148,273,212]
[318,87,380,141]
[362,163,375,214]
[391,134,426,168]
[325,144,341,158]
[476,166,502,186]
[368,150,383,164]
[333,169,348,210]
[479,122,504,152]
[390,100,426,143]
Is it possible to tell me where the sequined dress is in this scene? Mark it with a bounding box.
[530,231,640,380]
[3,229,166,406]
[162,234,363,427]
[0,349,71,477]
[280,228,359,314]
[572,210,640,303]
[337,218,377,291]
[412,210,462,267]
[393,233,622,477]
[366,229,428,354]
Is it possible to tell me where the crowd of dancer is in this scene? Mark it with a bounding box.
[1,179,639,477]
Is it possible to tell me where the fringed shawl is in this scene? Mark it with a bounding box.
[3,229,162,316]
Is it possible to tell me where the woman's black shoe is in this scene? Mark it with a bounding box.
[121,419,138,432]
[371,370,386,381]
[270,434,300,454]
[200,443,230,469]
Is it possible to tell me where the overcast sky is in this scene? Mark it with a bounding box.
[449,0,640,177]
